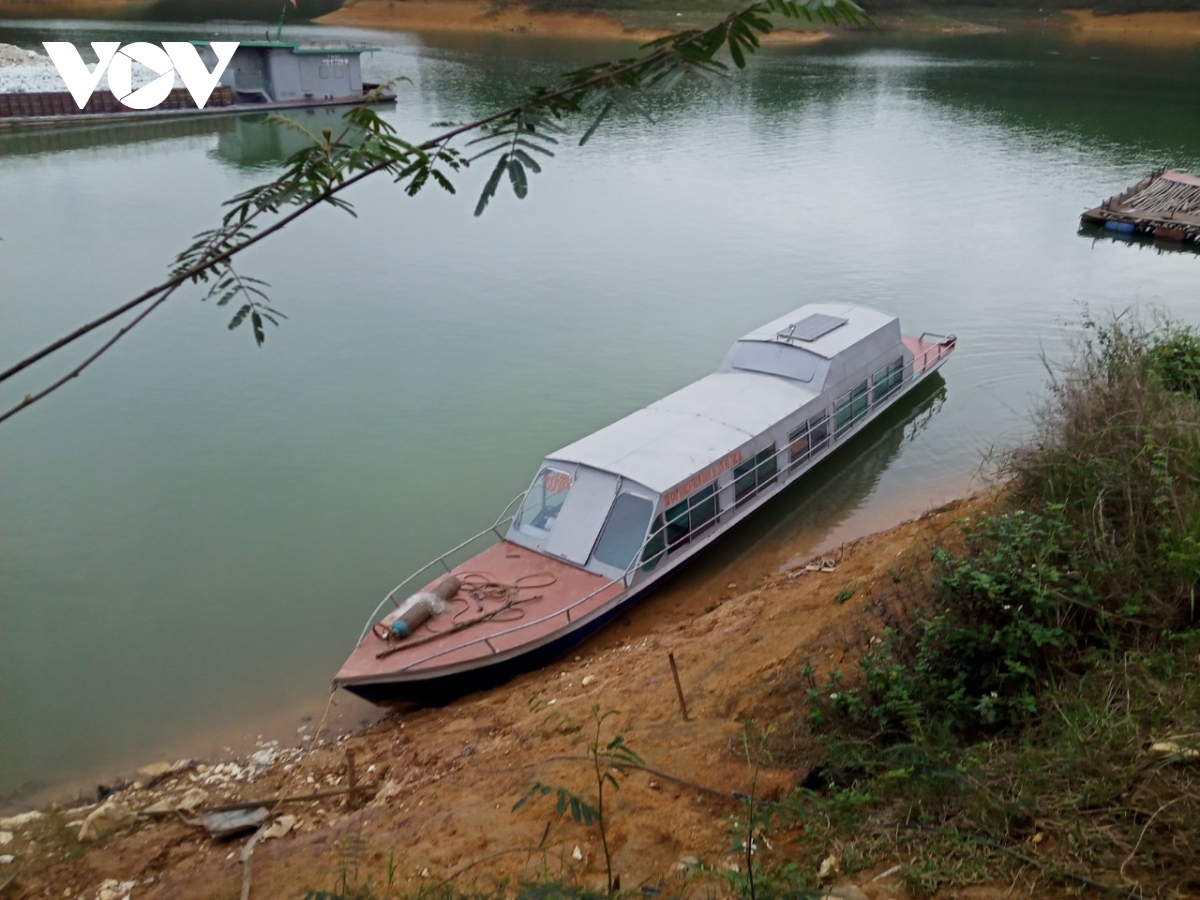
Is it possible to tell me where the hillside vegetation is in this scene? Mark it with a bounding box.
[763,310,1200,898]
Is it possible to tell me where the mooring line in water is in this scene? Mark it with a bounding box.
[301,685,338,760]
[228,684,341,900]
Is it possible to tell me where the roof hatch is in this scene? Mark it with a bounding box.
[776,313,847,344]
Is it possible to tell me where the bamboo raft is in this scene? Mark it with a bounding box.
[1081,169,1200,244]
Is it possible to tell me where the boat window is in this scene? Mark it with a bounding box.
[810,413,830,455]
[834,381,869,433]
[734,445,778,506]
[788,425,810,468]
[789,412,830,470]
[665,482,719,552]
[871,358,904,404]
[592,494,655,570]
[515,467,572,538]
[641,515,666,571]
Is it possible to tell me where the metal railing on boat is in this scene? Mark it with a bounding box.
[917,333,956,371]
[355,491,525,644]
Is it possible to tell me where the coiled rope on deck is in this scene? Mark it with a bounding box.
[373,571,557,659]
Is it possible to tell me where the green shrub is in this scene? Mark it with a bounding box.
[1148,325,1200,399]
[1004,313,1200,635]
[807,510,1094,743]
[807,314,1200,747]
[775,314,1200,897]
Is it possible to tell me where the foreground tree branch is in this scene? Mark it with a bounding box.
[0,0,867,424]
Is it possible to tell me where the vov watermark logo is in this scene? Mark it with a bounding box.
[42,42,240,111]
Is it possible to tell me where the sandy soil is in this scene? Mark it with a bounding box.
[0,494,997,900]
[1066,8,1200,45]
[317,0,830,44]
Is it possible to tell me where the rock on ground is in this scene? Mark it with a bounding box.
[78,801,137,842]
[95,879,136,900]
[0,810,43,830]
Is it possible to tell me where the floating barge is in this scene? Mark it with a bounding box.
[1081,169,1200,245]
[0,41,394,131]
[335,304,956,703]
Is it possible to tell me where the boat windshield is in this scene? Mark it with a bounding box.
[592,493,654,570]
[515,467,573,538]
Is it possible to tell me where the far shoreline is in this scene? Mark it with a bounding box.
[314,0,996,42]
[3,0,1199,48]
[315,1,1200,46]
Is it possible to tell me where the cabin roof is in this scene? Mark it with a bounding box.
[548,303,901,495]
[548,371,819,494]
[738,303,898,359]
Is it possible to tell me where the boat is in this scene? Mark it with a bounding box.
[1080,169,1200,245]
[335,304,956,703]
[0,40,394,131]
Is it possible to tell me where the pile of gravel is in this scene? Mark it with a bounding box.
[0,42,180,95]
[0,42,45,68]
[0,43,61,94]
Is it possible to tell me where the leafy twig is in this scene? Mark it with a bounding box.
[0,0,867,424]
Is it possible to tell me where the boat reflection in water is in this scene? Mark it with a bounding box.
[211,105,356,170]
[1077,222,1200,258]
[0,103,362,169]
[0,114,234,160]
[703,371,949,572]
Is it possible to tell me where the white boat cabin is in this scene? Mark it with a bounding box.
[504,303,924,583]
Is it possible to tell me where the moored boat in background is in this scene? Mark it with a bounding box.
[0,40,394,130]
[1081,169,1200,245]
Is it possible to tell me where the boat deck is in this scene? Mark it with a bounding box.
[335,540,624,689]
[903,334,952,375]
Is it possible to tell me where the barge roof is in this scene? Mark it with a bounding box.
[188,40,380,52]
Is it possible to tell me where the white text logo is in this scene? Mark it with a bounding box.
[42,41,240,110]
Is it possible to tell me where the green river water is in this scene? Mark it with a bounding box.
[1,18,1198,807]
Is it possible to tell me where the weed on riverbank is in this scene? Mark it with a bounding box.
[756,313,1200,898]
